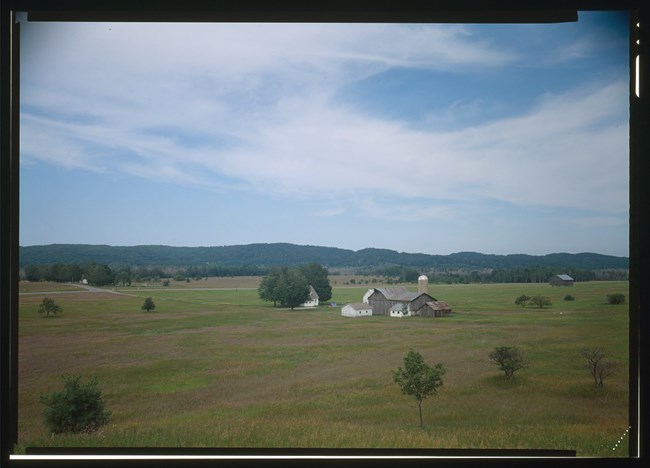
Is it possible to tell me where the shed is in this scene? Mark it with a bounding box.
[549,274,574,286]
[418,301,452,317]
[341,302,373,317]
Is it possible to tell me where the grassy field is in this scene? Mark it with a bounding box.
[17,280,630,456]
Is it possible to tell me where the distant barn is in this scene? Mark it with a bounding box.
[549,274,574,286]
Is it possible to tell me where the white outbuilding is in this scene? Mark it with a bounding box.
[389,302,411,318]
[341,302,373,317]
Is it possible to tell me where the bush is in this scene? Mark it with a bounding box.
[564,294,575,301]
[40,374,111,434]
[606,293,625,304]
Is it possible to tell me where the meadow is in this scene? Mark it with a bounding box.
[16,279,630,456]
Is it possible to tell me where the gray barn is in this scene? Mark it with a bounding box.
[366,287,436,316]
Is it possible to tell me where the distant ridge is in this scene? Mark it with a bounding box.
[19,243,629,271]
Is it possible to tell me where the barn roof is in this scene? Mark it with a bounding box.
[556,274,574,281]
[373,287,420,301]
[426,301,451,310]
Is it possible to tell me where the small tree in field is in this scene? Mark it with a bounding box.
[393,349,446,428]
[489,346,526,380]
[582,348,619,388]
[141,297,156,312]
[514,294,531,307]
[37,297,62,317]
[530,295,552,309]
[40,374,111,434]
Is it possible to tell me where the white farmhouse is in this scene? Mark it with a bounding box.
[301,285,320,307]
[341,302,373,317]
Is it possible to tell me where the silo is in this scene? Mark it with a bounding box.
[418,275,428,294]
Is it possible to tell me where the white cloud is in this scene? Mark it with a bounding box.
[21,21,628,224]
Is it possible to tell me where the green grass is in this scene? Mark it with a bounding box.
[17,281,630,456]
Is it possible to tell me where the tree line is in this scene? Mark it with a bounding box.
[365,265,628,284]
[21,262,269,286]
[22,262,628,287]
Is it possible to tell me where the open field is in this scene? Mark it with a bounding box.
[17,280,629,456]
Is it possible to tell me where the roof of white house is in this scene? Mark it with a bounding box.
[345,302,373,310]
[308,285,319,299]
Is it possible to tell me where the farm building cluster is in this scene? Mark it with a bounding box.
[341,275,451,318]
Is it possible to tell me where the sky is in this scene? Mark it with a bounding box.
[19,12,630,257]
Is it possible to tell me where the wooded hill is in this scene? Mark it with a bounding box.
[19,243,629,271]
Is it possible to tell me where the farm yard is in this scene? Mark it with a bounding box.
[16,279,629,456]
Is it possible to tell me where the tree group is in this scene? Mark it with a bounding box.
[514,294,552,308]
[258,263,331,310]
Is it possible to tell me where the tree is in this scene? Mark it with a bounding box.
[258,267,284,306]
[530,295,552,309]
[115,269,132,287]
[299,263,332,302]
[392,349,446,428]
[40,374,111,434]
[37,297,62,317]
[83,263,114,286]
[24,264,41,282]
[489,346,525,380]
[582,348,618,388]
[276,268,310,310]
[514,294,531,307]
[141,297,156,312]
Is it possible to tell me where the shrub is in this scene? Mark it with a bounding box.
[40,374,111,434]
[564,294,575,301]
[606,293,625,304]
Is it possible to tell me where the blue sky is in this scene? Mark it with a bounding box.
[19,12,629,256]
